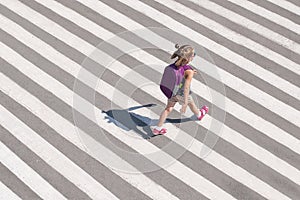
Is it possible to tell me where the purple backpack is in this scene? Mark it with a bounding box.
[160,63,185,99]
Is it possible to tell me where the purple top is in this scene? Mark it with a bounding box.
[176,64,193,96]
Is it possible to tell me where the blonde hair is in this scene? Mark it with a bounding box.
[171,44,195,66]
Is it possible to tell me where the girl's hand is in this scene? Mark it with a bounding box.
[180,104,188,114]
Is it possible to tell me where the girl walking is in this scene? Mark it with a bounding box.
[153,44,209,135]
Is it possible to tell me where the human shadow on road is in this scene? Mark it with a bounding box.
[102,104,194,139]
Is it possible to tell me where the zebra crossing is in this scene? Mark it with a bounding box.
[0,0,299,199]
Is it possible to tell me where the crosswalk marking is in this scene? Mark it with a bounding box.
[117,0,300,78]
[0,181,22,200]
[0,103,120,200]
[265,0,300,16]
[227,0,300,35]
[79,0,300,121]
[0,35,295,199]
[97,58,300,188]
[186,0,300,55]
[5,0,296,159]
[1,0,300,199]
[0,142,67,200]
[99,79,294,200]
[0,46,237,199]
[2,11,299,190]
[0,48,179,200]
[158,0,300,76]
[115,0,300,128]
[84,0,300,139]
[79,0,300,98]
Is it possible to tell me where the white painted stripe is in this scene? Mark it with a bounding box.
[72,0,300,127]
[44,0,300,104]
[1,5,299,186]
[0,107,119,200]
[186,0,300,55]
[4,0,300,116]
[114,46,300,158]
[0,141,67,200]
[0,49,179,200]
[0,0,298,198]
[110,171,180,200]
[90,0,300,80]
[74,0,300,141]
[161,0,300,75]
[99,81,291,200]
[96,52,300,189]
[266,0,300,16]
[36,0,114,39]
[0,65,235,199]
[0,42,294,200]
[0,0,92,56]
[0,45,236,200]
[158,0,300,100]
[0,181,22,200]
[227,0,300,35]
[110,41,300,156]
[47,54,292,200]
[206,79,300,155]
[1,8,299,189]
[22,0,300,155]
[2,0,300,184]
[112,0,300,127]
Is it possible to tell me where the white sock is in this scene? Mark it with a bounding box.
[155,126,163,131]
[197,109,206,118]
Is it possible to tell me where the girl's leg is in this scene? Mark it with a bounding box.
[153,100,176,134]
[188,100,200,116]
[157,102,175,127]
[188,99,209,120]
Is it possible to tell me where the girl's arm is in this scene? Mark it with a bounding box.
[180,70,194,113]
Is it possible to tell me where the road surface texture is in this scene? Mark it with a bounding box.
[0,0,300,199]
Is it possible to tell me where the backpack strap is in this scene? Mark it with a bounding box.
[183,65,193,71]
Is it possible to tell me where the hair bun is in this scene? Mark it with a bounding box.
[175,44,180,49]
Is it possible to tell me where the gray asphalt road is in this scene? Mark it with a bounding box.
[1,0,300,199]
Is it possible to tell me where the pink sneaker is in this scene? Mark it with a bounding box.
[152,128,167,135]
[198,105,209,121]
